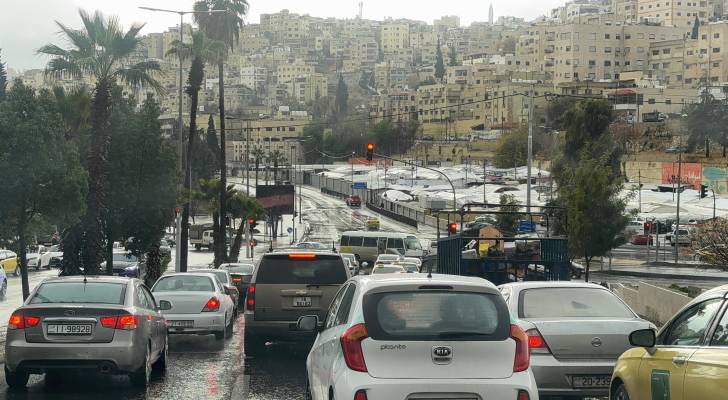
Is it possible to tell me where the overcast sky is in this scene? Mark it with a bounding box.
[1,0,563,70]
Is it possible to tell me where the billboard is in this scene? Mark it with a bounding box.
[661,162,702,189]
[256,185,295,215]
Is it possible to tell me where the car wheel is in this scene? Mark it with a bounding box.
[152,336,168,375]
[612,382,630,400]
[129,345,151,388]
[0,281,7,300]
[225,316,234,337]
[5,365,29,389]
[14,267,20,277]
[244,332,265,357]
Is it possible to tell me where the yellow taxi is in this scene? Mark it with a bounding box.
[365,216,380,231]
[0,250,19,276]
[610,284,728,400]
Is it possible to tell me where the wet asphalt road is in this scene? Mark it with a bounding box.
[0,315,310,400]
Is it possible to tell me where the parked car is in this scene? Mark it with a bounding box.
[401,257,422,268]
[345,195,361,207]
[39,245,63,270]
[243,251,349,356]
[668,228,692,246]
[365,217,380,231]
[219,263,255,307]
[394,262,419,273]
[0,250,19,277]
[205,269,240,316]
[630,234,654,246]
[299,273,538,400]
[374,254,402,266]
[4,276,168,388]
[151,273,235,341]
[498,281,651,399]
[611,283,728,400]
[0,267,7,300]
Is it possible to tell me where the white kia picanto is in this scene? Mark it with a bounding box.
[298,273,539,400]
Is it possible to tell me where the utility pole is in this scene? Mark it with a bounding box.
[526,82,534,213]
[638,169,642,213]
[674,149,683,264]
[351,151,355,196]
[244,219,250,259]
[713,187,717,220]
[483,160,487,205]
[246,119,251,196]
[298,146,302,223]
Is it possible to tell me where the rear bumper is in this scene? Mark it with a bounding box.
[531,354,615,396]
[164,312,226,335]
[5,330,144,374]
[244,312,315,343]
[332,370,539,400]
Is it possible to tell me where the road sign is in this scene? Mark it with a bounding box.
[518,220,536,233]
[287,227,293,234]
[352,182,368,190]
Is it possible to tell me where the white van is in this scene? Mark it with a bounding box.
[339,231,424,262]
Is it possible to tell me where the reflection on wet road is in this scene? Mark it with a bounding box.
[0,315,310,400]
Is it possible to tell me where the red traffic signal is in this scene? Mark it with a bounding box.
[366,143,375,161]
[448,223,458,234]
[247,217,255,226]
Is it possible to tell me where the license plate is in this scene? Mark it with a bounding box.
[293,297,312,307]
[47,324,92,335]
[572,375,611,388]
[169,320,193,328]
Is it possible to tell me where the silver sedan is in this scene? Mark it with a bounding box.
[498,281,653,399]
[5,276,169,388]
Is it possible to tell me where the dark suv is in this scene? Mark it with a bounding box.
[243,251,349,355]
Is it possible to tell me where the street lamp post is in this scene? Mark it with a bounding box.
[139,6,226,273]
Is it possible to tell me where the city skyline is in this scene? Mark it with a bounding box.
[1,0,564,70]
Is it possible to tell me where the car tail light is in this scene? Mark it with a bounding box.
[354,390,368,400]
[511,324,530,372]
[24,316,40,327]
[232,277,242,284]
[100,316,117,329]
[202,297,220,312]
[246,284,256,311]
[288,253,317,260]
[8,314,27,330]
[340,323,369,372]
[526,328,551,354]
[115,315,138,330]
[517,390,530,400]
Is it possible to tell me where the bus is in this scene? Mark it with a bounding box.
[339,231,424,262]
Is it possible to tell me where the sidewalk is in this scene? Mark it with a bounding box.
[598,262,728,281]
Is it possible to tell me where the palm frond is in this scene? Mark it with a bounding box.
[55,21,93,53]
[43,57,83,80]
[37,44,71,58]
[115,61,163,94]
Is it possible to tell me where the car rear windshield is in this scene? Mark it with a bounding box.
[373,266,404,274]
[224,264,254,274]
[520,288,635,319]
[29,282,126,305]
[256,255,347,284]
[153,275,214,292]
[112,253,138,262]
[208,271,229,284]
[363,291,509,341]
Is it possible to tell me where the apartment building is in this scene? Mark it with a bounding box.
[614,0,639,22]
[369,91,418,123]
[292,73,328,104]
[240,66,267,93]
[380,23,411,52]
[637,0,712,35]
[647,38,686,86]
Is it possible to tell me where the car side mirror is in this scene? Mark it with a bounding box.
[296,315,319,332]
[158,300,173,311]
[629,329,656,348]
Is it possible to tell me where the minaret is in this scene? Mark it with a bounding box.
[489,3,494,25]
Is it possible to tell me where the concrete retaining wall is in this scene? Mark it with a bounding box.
[612,282,691,326]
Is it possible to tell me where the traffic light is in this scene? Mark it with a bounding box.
[700,185,709,199]
[448,223,458,235]
[644,222,651,235]
[366,143,375,161]
[248,217,257,233]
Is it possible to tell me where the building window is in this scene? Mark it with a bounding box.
[605,60,612,66]
[589,60,596,66]
[715,33,721,39]
[589,33,597,40]
[663,48,671,54]
[713,48,721,53]
[589,46,597,52]
[605,47,612,53]
[652,50,660,56]
[702,34,708,40]
[605,34,611,39]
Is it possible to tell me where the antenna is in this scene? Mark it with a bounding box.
[358,1,363,19]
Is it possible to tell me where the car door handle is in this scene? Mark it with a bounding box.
[672,356,688,365]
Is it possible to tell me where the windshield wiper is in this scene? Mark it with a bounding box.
[437,331,490,338]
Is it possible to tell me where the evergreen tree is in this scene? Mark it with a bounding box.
[0,49,7,102]
[335,74,348,115]
[435,39,445,80]
[691,15,700,40]
[206,115,221,167]
[448,45,459,67]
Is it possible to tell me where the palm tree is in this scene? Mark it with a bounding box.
[226,192,264,262]
[268,149,287,184]
[252,146,265,187]
[39,9,161,273]
[194,0,249,267]
[166,31,223,272]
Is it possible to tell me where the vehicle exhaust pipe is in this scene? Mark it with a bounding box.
[98,362,114,374]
